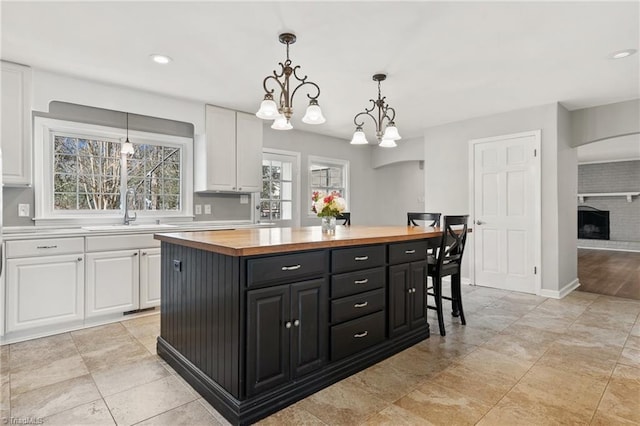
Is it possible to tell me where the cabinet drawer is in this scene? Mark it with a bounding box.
[247,251,327,287]
[331,289,385,324]
[388,240,429,265]
[6,237,84,258]
[331,267,385,299]
[85,234,160,252]
[331,245,385,274]
[331,311,385,361]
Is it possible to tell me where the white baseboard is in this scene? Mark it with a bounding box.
[539,278,580,299]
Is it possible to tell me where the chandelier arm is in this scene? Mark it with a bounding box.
[262,74,286,97]
[290,81,321,106]
[353,111,379,128]
[383,106,396,125]
[291,65,308,84]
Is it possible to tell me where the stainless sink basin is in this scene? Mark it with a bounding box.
[82,224,178,231]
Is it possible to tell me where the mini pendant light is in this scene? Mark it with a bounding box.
[121,113,134,155]
[350,74,401,147]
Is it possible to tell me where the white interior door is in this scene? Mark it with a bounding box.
[260,150,300,227]
[471,131,540,294]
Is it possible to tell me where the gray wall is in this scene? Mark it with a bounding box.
[262,125,378,227]
[423,102,573,293]
[578,160,640,242]
[370,161,424,225]
[571,99,640,147]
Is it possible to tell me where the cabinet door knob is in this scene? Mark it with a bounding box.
[133,252,138,256]
[238,187,242,191]
[293,319,300,327]
[142,252,147,256]
[285,321,292,329]
[77,257,83,262]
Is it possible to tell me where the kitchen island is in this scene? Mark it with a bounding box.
[154,225,442,425]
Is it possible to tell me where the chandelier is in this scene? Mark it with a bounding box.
[350,74,401,148]
[255,33,325,130]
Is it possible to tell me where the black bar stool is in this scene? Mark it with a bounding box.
[336,212,351,226]
[426,215,469,336]
[407,212,441,227]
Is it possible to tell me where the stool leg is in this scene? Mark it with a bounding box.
[433,276,446,336]
[452,273,466,325]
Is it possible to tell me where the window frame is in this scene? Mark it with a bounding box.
[34,117,193,226]
[307,155,350,218]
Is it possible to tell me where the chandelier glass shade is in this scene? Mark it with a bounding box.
[350,74,401,148]
[121,112,134,155]
[256,33,325,130]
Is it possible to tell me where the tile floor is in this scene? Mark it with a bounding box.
[1,284,639,425]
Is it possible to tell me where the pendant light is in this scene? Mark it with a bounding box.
[350,74,401,148]
[121,113,134,155]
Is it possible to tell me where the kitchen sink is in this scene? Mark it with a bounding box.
[82,224,178,231]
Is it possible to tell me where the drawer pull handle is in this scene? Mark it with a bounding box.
[354,256,369,261]
[405,249,416,254]
[36,245,58,249]
[281,264,301,271]
[285,321,292,329]
[354,331,368,338]
[354,278,369,285]
[354,302,368,308]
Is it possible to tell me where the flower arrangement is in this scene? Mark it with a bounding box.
[311,191,346,217]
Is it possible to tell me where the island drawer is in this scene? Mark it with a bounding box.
[388,240,429,265]
[331,289,384,324]
[331,245,385,274]
[331,267,385,299]
[5,237,84,258]
[247,250,327,287]
[331,311,385,361]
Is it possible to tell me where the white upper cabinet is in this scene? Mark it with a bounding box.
[1,61,32,186]
[195,104,263,193]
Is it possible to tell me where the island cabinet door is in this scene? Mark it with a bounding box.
[409,260,428,329]
[290,278,328,378]
[388,263,411,337]
[247,284,291,396]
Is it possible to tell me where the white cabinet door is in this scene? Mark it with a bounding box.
[139,248,161,309]
[236,111,263,193]
[6,254,84,332]
[86,250,139,317]
[200,104,237,191]
[1,61,32,186]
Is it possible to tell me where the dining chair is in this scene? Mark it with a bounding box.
[407,212,441,227]
[426,215,469,336]
[336,212,351,226]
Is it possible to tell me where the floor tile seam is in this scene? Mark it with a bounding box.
[119,319,156,357]
[356,400,394,426]
[129,399,207,426]
[587,371,617,425]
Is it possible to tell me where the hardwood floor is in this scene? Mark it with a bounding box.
[578,248,640,300]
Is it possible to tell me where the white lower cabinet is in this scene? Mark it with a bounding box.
[6,254,84,332]
[140,248,161,309]
[85,250,140,317]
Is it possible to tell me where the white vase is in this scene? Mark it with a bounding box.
[321,216,336,233]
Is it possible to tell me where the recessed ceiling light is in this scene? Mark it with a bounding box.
[150,54,172,64]
[610,49,637,59]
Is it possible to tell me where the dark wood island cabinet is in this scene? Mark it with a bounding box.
[154,226,443,425]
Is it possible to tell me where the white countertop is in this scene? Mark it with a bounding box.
[2,221,274,240]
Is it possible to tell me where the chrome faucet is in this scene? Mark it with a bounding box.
[123,188,137,225]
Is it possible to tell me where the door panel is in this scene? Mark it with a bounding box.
[246,285,290,396]
[474,133,538,294]
[388,263,410,337]
[409,260,428,329]
[291,278,327,378]
[86,250,139,317]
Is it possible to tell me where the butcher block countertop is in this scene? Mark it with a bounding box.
[154,225,443,256]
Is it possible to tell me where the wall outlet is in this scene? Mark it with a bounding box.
[18,203,30,217]
[195,204,202,215]
[240,195,249,204]
[204,204,212,215]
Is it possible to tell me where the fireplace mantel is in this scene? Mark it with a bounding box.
[578,192,640,203]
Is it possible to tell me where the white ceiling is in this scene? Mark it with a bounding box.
[577,134,640,163]
[1,1,639,142]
